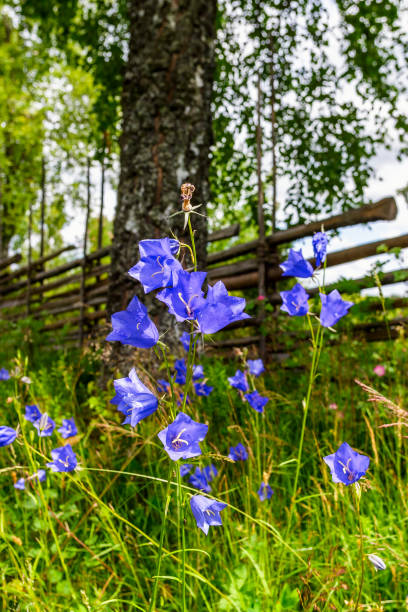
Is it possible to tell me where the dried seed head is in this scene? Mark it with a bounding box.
[180,183,195,212]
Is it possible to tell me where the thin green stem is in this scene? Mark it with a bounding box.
[188,216,197,272]
[353,487,364,611]
[177,467,187,612]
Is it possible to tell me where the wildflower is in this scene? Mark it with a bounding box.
[228,443,248,461]
[329,403,338,410]
[312,232,328,267]
[280,249,314,278]
[373,365,385,377]
[245,390,269,413]
[175,358,187,385]
[0,426,17,447]
[111,368,158,427]
[189,467,212,493]
[319,290,353,327]
[24,404,42,423]
[157,379,170,393]
[156,270,206,322]
[58,418,78,439]
[194,381,213,396]
[106,296,159,348]
[47,444,77,472]
[180,464,193,477]
[247,359,265,377]
[280,283,310,316]
[192,365,204,381]
[14,478,25,490]
[257,482,274,501]
[228,370,248,392]
[0,368,10,380]
[257,295,266,301]
[180,331,192,351]
[128,238,182,293]
[33,414,55,438]
[367,554,386,571]
[20,376,32,384]
[323,442,369,486]
[158,412,208,461]
[190,494,227,535]
[33,469,46,483]
[196,280,250,334]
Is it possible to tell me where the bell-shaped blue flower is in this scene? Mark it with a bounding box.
[192,365,204,381]
[175,358,187,385]
[245,391,269,413]
[24,404,42,423]
[368,554,386,571]
[323,442,369,486]
[33,414,55,437]
[47,444,78,472]
[0,426,17,447]
[189,467,212,493]
[194,381,213,396]
[58,418,78,439]
[196,281,250,334]
[128,238,182,293]
[158,412,208,461]
[111,368,158,427]
[156,270,206,322]
[190,494,227,535]
[319,290,353,327]
[228,443,248,461]
[312,232,328,267]
[106,296,159,348]
[138,238,179,259]
[247,359,264,377]
[257,482,274,501]
[33,469,46,483]
[280,283,310,317]
[14,478,25,490]
[228,370,248,392]
[280,249,314,278]
[0,368,10,380]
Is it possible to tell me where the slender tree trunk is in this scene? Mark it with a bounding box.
[108,0,216,333]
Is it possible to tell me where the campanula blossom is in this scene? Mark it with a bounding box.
[47,444,78,472]
[228,370,248,392]
[194,381,213,396]
[180,464,193,477]
[156,270,206,322]
[228,443,248,461]
[323,442,369,486]
[128,238,182,293]
[190,495,227,535]
[189,467,212,493]
[106,296,159,348]
[111,368,158,427]
[157,379,170,393]
[245,391,269,413]
[14,478,25,490]
[368,554,386,571]
[280,283,310,317]
[257,482,274,501]
[175,358,187,385]
[247,359,264,377]
[373,365,385,377]
[180,331,191,351]
[312,232,328,267]
[33,414,55,437]
[0,368,10,380]
[0,426,17,447]
[158,412,208,461]
[196,280,250,334]
[280,249,314,278]
[319,290,353,327]
[58,418,78,439]
[192,365,204,381]
[24,404,42,423]
[34,469,46,483]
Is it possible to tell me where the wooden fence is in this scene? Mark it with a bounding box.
[0,196,407,355]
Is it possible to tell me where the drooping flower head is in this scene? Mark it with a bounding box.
[367,554,386,571]
[245,391,269,413]
[58,418,78,439]
[228,443,248,462]
[280,283,310,317]
[156,270,206,322]
[0,426,17,447]
[373,365,385,377]
[33,414,55,437]
[228,370,248,392]
[323,442,369,486]
[194,381,213,397]
[192,365,204,381]
[280,249,314,278]
[33,469,46,483]
[128,238,182,293]
[196,280,250,334]
[14,478,25,490]
[174,358,187,385]
[189,467,212,493]
[158,412,208,461]
[257,482,274,501]
[47,444,78,472]
[180,464,193,477]
[106,296,159,348]
[24,404,42,423]
[247,359,264,377]
[111,368,158,427]
[0,368,10,381]
[312,232,328,267]
[319,290,353,328]
[190,495,227,535]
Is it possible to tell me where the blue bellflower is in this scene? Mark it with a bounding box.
[312,232,328,267]
[111,368,158,427]
[0,426,17,447]
[58,418,78,439]
[280,283,310,317]
[33,414,55,437]
[34,469,46,483]
[24,404,42,423]
[194,381,213,396]
[228,443,248,461]
[158,412,208,461]
[14,478,25,490]
[189,467,212,493]
[156,270,206,322]
[180,464,193,477]
[106,296,159,348]
[280,249,314,278]
[47,444,78,472]
[128,238,182,293]
[319,290,353,327]
[247,359,264,377]
[180,331,192,351]
[245,391,269,413]
[196,281,250,334]
[0,368,10,380]
[174,358,187,385]
[192,365,204,380]
[257,482,274,501]
[228,370,248,392]
[323,442,369,486]
[190,495,227,535]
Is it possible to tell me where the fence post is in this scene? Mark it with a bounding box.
[79,157,91,347]
[26,202,33,317]
[256,75,267,360]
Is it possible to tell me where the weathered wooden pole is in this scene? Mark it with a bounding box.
[256,75,266,360]
[79,157,91,346]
